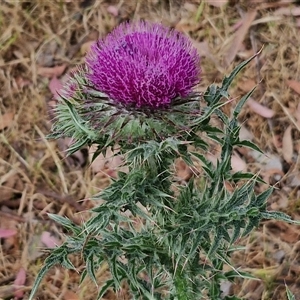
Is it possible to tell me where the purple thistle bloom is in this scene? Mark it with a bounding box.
[86,21,201,109]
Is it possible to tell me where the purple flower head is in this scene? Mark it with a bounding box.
[86,21,201,109]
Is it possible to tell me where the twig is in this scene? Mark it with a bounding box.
[36,189,84,212]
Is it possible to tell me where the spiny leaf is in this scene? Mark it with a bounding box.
[67,136,90,155]
[97,279,115,300]
[261,211,300,224]
[191,152,214,178]
[207,230,224,258]
[255,187,273,207]
[224,270,258,281]
[234,140,264,154]
[28,264,55,300]
[61,256,76,270]
[48,213,81,234]
[286,284,296,300]
[242,216,260,237]
[63,99,95,137]
[222,50,262,92]
[79,269,87,285]
[233,85,256,118]
[231,172,265,184]
[86,254,99,286]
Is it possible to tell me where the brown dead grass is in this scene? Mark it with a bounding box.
[1,0,300,299]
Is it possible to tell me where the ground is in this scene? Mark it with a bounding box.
[1,0,300,299]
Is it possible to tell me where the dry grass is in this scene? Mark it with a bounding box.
[1,0,300,299]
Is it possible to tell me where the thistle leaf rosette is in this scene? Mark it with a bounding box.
[51,21,201,153]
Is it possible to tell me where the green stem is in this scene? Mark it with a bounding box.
[174,269,189,300]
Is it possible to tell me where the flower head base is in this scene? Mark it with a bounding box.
[86,21,201,109]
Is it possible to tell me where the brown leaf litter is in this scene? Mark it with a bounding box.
[1,0,300,299]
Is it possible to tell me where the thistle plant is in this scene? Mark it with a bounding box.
[30,21,295,299]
